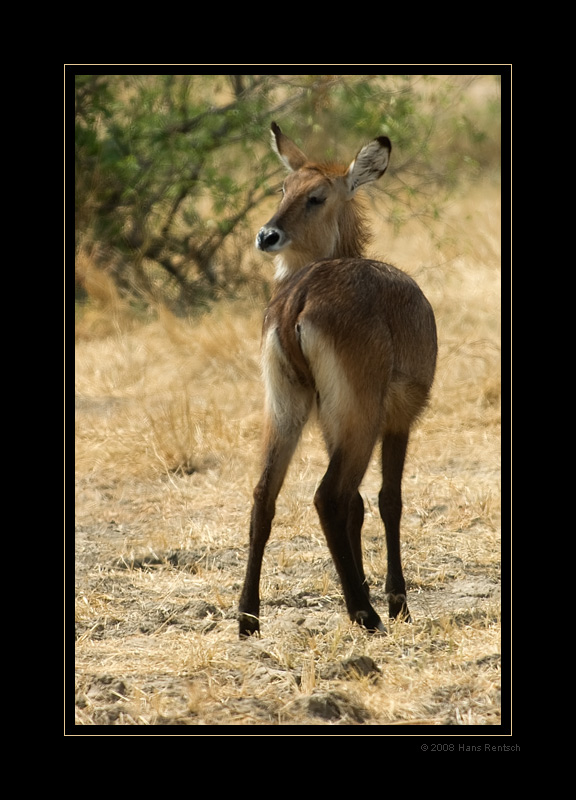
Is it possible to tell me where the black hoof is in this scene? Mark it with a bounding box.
[239,612,260,639]
[354,609,387,634]
[388,594,411,622]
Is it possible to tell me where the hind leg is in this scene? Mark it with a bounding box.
[379,430,411,620]
[348,490,368,589]
[298,321,385,630]
[314,445,384,632]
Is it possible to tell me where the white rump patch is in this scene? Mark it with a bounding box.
[297,324,356,449]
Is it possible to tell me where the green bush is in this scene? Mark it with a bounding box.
[74,74,501,312]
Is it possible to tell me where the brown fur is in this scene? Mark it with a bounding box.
[239,124,437,637]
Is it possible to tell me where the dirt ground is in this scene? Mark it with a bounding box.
[74,512,501,728]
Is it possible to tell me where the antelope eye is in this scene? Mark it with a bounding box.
[307,195,326,206]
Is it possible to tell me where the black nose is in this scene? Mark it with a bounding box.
[257,227,280,251]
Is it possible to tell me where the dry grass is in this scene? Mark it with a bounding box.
[73,178,502,729]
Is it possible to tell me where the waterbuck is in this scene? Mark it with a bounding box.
[238,122,437,637]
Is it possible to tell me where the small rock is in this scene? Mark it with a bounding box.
[322,654,381,681]
[341,655,381,679]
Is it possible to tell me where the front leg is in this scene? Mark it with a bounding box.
[238,491,275,637]
[239,420,308,638]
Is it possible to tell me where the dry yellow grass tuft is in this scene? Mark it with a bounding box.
[74,178,502,728]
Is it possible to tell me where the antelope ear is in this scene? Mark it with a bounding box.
[345,136,391,197]
[271,121,309,172]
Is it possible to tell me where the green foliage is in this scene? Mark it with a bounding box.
[74,74,500,312]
